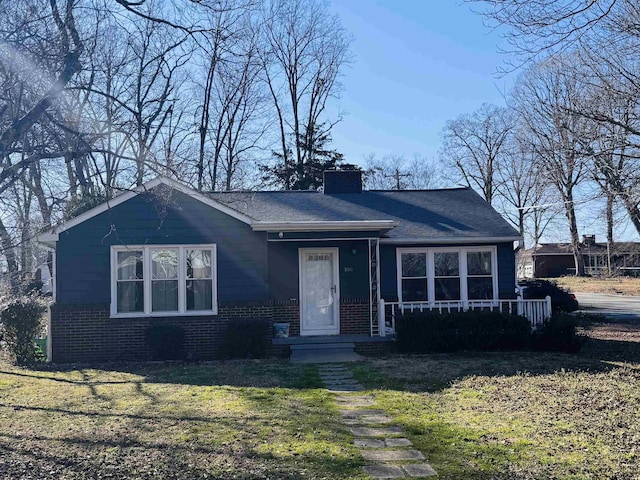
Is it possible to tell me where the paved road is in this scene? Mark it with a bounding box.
[575,292,640,321]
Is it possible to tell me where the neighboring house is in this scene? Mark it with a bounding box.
[520,236,640,278]
[38,171,527,363]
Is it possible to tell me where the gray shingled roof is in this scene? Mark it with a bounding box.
[208,188,520,240]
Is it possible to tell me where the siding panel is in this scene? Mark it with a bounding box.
[56,187,268,304]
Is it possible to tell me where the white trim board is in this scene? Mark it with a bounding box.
[381,236,521,245]
[252,220,396,232]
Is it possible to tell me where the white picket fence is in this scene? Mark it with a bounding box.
[377,297,552,336]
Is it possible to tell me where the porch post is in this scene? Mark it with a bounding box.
[545,295,552,319]
[378,298,386,337]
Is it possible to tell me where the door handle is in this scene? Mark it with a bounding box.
[331,285,337,293]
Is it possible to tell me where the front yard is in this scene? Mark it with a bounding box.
[1,322,639,479]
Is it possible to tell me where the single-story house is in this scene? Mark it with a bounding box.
[519,236,640,278]
[38,170,534,362]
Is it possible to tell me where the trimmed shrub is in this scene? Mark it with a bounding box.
[533,313,585,353]
[396,309,532,353]
[0,294,47,365]
[145,321,186,360]
[221,318,270,359]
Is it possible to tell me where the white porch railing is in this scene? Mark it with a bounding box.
[377,297,552,336]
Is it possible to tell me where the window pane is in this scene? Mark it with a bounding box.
[402,278,427,301]
[401,253,426,277]
[117,281,144,312]
[152,249,178,279]
[187,279,213,310]
[434,252,459,276]
[152,280,178,312]
[435,278,460,301]
[467,251,492,276]
[117,251,143,280]
[468,277,494,300]
[186,249,212,279]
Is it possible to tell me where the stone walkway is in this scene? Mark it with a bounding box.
[317,364,437,479]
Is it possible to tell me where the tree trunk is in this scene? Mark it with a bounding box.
[565,191,585,276]
[0,217,19,293]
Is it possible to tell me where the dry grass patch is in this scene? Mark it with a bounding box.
[0,360,367,480]
[352,326,640,479]
[554,275,640,296]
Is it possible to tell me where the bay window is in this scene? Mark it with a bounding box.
[111,245,217,316]
[397,247,497,303]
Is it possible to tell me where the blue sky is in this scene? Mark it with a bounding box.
[328,0,511,166]
[324,2,639,243]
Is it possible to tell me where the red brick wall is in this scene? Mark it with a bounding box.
[340,299,371,335]
[50,299,371,362]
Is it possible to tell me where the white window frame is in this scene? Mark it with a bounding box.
[396,246,498,303]
[110,244,218,317]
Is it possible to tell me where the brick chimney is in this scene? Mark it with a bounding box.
[323,170,363,194]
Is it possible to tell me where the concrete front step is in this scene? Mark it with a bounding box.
[290,342,362,363]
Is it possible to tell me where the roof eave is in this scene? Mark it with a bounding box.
[380,235,522,245]
[251,220,397,232]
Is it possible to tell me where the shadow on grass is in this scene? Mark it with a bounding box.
[0,430,337,480]
[0,360,323,391]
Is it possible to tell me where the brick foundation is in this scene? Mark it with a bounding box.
[50,299,373,363]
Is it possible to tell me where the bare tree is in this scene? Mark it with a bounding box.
[260,0,351,190]
[495,125,555,247]
[512,57,595,275]
[440,103,513,205]
[0,0,84,194]
[465,0,627,67]
[363,153,439,190]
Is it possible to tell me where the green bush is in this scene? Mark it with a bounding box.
[145,321,186,360]
[396,309,532,353]
[0,294,47,365]
[532,313,585,353]
[221,318,270,359]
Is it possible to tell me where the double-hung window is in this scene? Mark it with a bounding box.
[397,247,497,303]
[111,245,217,316]
[434,251,461,301]
[400,252,428,301]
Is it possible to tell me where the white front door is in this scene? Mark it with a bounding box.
[299,248,340,336]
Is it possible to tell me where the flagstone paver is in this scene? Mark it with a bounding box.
[335,398,375,407]
[354,438,385,448]
[362,465,406,479]
[402,464,438,477]
[350,426,404,437]
[341,409,387,417]
[385,438,413,447]
[361,449,425,461]
[318,364,436,479]
[359,414,393,424]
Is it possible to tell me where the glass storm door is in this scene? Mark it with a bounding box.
[299,248,340,335]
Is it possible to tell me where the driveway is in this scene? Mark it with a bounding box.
[575,292,640,322]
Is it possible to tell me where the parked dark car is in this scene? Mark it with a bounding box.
[517,279,579,313]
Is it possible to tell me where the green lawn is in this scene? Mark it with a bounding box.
[1,324,639,479]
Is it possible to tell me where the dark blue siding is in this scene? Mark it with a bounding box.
[378,242,516,301]
[496,242,517,298]
[268,240,370,300]
[56,188,268,304]
[380,245,398,301]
